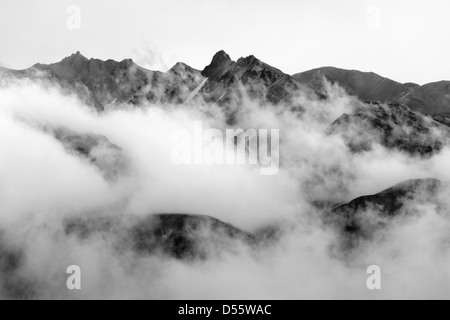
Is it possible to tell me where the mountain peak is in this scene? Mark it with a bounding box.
[59,51,89,67]
[213,50,232,62]
[168,62,201,80]
[71,51,87,60]
[238,54,260,64]
[169,62,191,72]
[202,50,234,79]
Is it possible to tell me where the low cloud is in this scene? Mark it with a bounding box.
[0,75,449,299]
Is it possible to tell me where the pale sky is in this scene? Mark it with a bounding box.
[0,0,449,84]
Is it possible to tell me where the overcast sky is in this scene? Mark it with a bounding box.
[0,0,448,84]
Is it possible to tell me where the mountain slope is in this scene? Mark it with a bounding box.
[4,50,309,111]
[16,52,205,110]
[294,67,450,115]
[327,102,450,156]
[201,50,310,105]
[65,214,257,260]
[329,179,442,239]
[0,213,257,298]
[293,67,411,102]
[55,131,128,180]
[401,81,450,115]
[2,51,450,116]
[33,52,158,109]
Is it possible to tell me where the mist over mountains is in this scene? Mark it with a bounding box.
[1,50,450,299]
[3,50,450,116]
[5,50,450,157]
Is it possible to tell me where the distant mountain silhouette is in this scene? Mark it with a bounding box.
[0,214,257,299]
[294,67,450,115]
[65,214,257,260]
[293,67,411,102]
[1,51,449,115]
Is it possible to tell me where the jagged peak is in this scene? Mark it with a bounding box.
[237,54,260,65]
[63,51,89,64]
[170,62,184,69]
[169,62,194,72]
[59,53,137,68]
[205,50,233,68]
[32,51,89,69]
[115,58,135,68]
[212,50,232,63]
[202,50,235,78]
[236,54,286,78]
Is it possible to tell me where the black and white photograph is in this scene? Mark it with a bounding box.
[0,0,450,302]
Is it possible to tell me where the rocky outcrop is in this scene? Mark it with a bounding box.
[201,51,309,105]
[327,102,450,156]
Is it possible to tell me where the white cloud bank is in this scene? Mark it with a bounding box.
[0,77,449,299]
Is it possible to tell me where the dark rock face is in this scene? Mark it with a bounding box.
[201,51,309,105]
[28,52,205,110]
[33,52,157,110]
[328,179,442,247]
[65,214,256,260]
[327,102,450,156]
[202,50,235,80]
[158,62,205,104]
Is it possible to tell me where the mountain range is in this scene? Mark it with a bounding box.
[293,67,450,116]
[1,50,449,116]
[1,51,450,299]
[1,50,449,263]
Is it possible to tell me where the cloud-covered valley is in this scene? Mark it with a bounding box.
[0,54,450,300]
